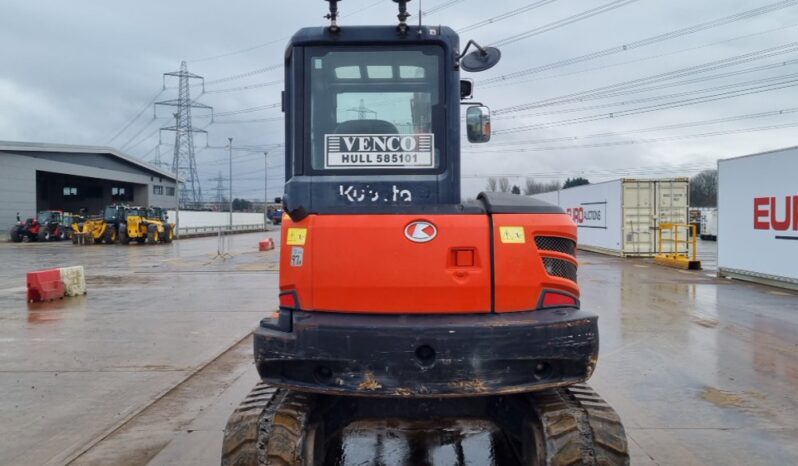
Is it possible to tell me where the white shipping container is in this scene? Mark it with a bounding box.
[531,178,689,257]
[718,146,798,290]
[699,208,718,240]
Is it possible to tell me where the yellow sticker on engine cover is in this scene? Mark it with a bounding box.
[286,228,307,246]
[499,226,526,244]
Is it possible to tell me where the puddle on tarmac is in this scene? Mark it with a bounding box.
[701,387,765,408]
[323,419,519,466]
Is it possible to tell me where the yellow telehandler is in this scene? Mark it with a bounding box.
[120,206,174,244]
[72,205,127,245]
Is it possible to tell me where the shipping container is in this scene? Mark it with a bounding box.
[699,208,718,240]
[718,146,798,290]
[531,178,689,257]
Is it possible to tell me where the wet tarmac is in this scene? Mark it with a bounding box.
[1,233,796,465]
[0,232,280,465]
[322,420,519,466]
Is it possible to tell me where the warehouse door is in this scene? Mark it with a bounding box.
[36,171,140,216]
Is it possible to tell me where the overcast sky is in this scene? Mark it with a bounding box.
[2,0,797,200]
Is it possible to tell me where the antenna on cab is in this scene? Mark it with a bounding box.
[325,0,341,33]
[393,0,411,34]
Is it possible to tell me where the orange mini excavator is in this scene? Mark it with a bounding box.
[222,1,628,464]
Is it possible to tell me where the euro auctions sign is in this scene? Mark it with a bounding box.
[753,195,798,236]
[566,202,607,229]
[325,134,434,169]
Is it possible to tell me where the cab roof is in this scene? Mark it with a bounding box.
[287,25,459,50]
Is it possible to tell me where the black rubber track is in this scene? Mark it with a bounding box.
[223,383,627,466]
[262,391,317,465]
[527,384,629,466]
[221,383,279,466]
[222,385,317,466]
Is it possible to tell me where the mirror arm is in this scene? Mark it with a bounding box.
[458,40,488,61]
[460,101,485,105]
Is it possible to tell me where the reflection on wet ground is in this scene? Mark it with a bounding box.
[325,419,518,466]
[583,252,798,465]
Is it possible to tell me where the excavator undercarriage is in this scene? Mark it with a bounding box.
[223,383,628,465]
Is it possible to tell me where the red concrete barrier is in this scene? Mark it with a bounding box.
[259,238,275,251]
[27,269,65,303]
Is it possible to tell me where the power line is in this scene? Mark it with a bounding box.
[494,72,798,121]
[494,78,798,134]
[484,106,798,147]
[457,0,558,34]
[479,0,798,85]
[470,120,798,153]
[460,162,716,180]
[201,79,283,94]
[495,59,798,121]
[423,0,467,16]
[212,116,284,125]
[480,21,798,91]
[211,103,281,118]
[203,64,283,86]
[105,89,164,145]
[491,0,642,48]
[120,117,167,151]
[493,42,798,114]
[186,0,385,64]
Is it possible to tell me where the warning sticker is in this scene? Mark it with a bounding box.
[325,134,434,169]
[286,228,307,246]
[290,247,304,267]
[499,226,526,244]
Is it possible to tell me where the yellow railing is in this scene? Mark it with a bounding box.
[656,223,701,270]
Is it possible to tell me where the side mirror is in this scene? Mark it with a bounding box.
[459,41,502,73]
[466,106,491,143]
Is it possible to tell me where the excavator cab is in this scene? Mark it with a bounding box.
[283,23,469,214]
[223,3,628,465]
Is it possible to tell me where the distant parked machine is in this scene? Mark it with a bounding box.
[73,205,128,244]
[121,206,174,244]
[9,211,68,242]
[62,212,84,240]
[700,207,718,241]
[268,208,283,225]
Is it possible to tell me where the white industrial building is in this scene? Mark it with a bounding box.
[0,141,178,231]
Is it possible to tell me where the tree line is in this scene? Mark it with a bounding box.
[485,176,590,195]
[484,170,717,207]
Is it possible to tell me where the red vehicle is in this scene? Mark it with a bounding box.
[9,211,67,242]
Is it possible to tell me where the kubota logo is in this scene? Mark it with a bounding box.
[404,221,437,243]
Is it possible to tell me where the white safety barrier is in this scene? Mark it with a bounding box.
[165,211,266,233]
[60,266,87,297]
